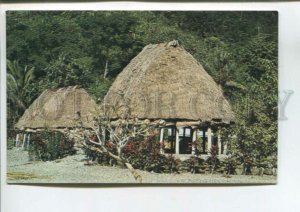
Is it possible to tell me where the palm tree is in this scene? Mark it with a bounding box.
[7,59,34,125]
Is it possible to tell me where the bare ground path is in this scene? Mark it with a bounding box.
[7,148,276,184]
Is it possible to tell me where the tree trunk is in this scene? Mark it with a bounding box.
[97,145,142,183]
[124,163,142,183]
[104,60,108,79]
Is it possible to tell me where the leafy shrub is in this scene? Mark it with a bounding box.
[83,140,118,166]
[232,153,253,175]
[123,135,180,173]
[7,138,16,150]
[223,156,237,175]
[28,131,76,161]
[255,155,277,169]
[7,129,17,150]
[207,145,220,174]
[84,135,180,173]
[242,158,253,175]
[179,156,204,174]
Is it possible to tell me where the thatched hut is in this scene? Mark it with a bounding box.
[14,86,98,150]
[103,41,235,155]
[15,86,98,130]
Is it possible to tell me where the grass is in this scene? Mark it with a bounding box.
[7,172,39,180]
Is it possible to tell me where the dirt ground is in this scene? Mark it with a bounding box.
[6,148,277,184]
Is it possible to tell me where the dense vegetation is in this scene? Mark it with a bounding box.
[28,131,76,161]
[7,11,278,161]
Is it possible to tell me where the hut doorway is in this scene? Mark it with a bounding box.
[178,127,193,154]
[160,127,176,154]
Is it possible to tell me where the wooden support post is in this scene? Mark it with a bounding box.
[223,141,228,155]
[217,131,222,155]
[15,134,20,147]
[160,128,164,154]
[27,134,31,149]
[22,133,27,148]
[171,127,175,151]
[203,130,206,153]
[175,128,180,154]
[192,129,197,155]
[207,128,212,154]
[104,60,108,79]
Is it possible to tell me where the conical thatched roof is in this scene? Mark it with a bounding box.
[15,86,98,129]
[103,41,235,125]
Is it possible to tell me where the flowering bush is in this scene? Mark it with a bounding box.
[28,131,76,161]
[85,135,180,173]
[206,145,220,174]
[123,136,180,173]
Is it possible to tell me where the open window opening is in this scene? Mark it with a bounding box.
[162,127,176,154]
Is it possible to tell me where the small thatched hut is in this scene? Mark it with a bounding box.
[15,86,98,130]
[103,41,235,155]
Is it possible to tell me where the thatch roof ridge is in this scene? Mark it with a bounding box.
[103,41,235,125]
[15,86,98,129]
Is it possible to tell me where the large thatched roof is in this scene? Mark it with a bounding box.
[103,41,235,125]
[15,86,98,129]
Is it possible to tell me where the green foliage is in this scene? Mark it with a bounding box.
[84,136,181,173]
[179,156,204,174]
[230,34,278,159]
[7,130,17,150]
[123,137,180,173]
[224,156,237,175]
[7,59,34,127]
[207,145,220,174]
[87,78,112,102]
[7,138,15,150]
[28,131,76,161]
[43,53,94,88]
